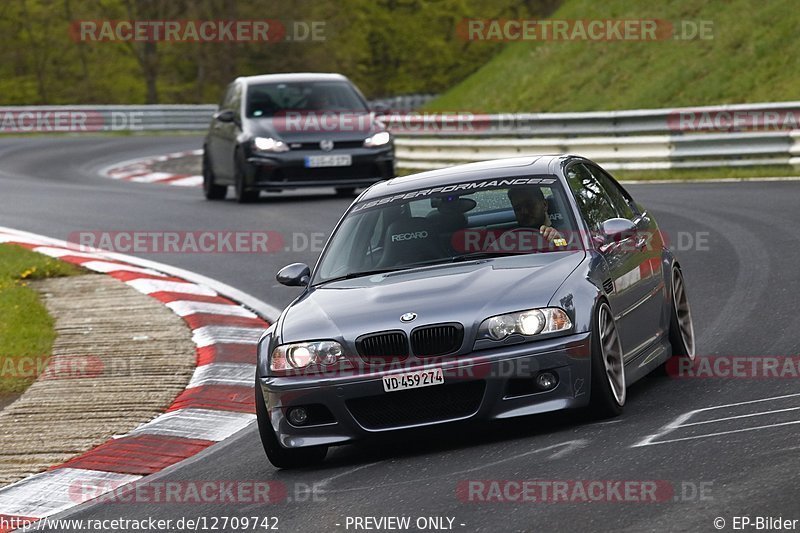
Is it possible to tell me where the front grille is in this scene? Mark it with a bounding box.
[356,330,409,362]
[411,323,463,357]
[273,163,380,181]
[347,381,485,429]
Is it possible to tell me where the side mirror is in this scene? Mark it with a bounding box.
[276,263,311,287]
[599,218,637,245]
[370,102,390,115]
[213,109,236,123]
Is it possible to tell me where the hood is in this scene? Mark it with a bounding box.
[247,112,380,144]
[280,251,585,345]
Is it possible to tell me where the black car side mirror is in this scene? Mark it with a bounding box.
[277,263,311,287]
[213,109,236,123]
[370,102,390,115]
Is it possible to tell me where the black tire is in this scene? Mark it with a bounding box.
[588,301,625,418]
[202,152,227,200]
[335,187,357,197]
[233,151,259,203]
[255,378,328,469]
[668,265,696,359]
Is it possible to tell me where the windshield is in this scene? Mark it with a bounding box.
[313,176,582,284]
[245,81,369,118]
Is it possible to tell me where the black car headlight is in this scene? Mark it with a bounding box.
[477,308,573,342]
[270,340,346,372]
[253,137,289,153]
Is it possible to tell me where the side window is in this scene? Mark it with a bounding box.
[566,164,618,231]
[587,165,635,220]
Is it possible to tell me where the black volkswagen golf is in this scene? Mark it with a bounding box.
[203,73,395,202]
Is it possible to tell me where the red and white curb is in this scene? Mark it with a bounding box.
[100,149,203,187]
[0,227,275,530]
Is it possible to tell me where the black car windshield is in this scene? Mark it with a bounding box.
[313,176,582,284]
[245,81,368,118]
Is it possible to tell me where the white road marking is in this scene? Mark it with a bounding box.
[130,408,255,441]
[0,468,140,518]
[166,300,257,318]
[32,246,106,259]
[191,325,265,347]
[187,363,256,388]
[633,420,800,446]
[632,392,800,447]
[168,175,203,187]
[680,406,800,427]
[128,172,174,183]
[80,260,166,276]
[126,278,217,296]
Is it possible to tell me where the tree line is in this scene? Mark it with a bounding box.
[0,0,559,105]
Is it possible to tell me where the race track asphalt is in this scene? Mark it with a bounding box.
[1,135,798,532]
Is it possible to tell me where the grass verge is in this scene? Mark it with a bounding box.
[0,244,82,396]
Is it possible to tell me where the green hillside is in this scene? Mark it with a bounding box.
[429,0,799,112]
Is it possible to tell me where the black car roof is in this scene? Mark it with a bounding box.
[361,155,579,201]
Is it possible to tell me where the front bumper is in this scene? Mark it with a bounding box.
[245,145,394,189]
[259,332,592,449]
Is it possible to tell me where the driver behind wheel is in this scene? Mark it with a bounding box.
[507,185,564,243]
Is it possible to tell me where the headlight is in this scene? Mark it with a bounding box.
[363,131,391,148]
[479,308,572,341]
[270,340,345,372]
[253,137,289,153]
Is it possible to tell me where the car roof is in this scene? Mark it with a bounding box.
[360,155,580,201]
[236,73,350,86]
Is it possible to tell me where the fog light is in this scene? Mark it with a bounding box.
[287,407,309,426]
[535,372,558,391]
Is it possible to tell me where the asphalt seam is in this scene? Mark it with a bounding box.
[0,227,270,526]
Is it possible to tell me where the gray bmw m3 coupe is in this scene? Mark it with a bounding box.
[256,155,696,468]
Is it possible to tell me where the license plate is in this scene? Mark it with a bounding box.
[304,154,352,168]
[382,368,444,392]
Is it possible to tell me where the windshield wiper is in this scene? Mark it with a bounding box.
[317,257,464,285]
[449,251,519,262]
[317,268,399,285]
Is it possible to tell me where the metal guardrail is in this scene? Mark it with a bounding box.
[2,101,800,170]
[395,130,800,171]
[0,105,218,132]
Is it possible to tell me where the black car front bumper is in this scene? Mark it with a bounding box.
[245,145,394,189]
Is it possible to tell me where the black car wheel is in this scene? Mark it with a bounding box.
[234,151,259,203]
[202,152,227,200]
[668,266,696,359]
[589,301,625,418]
[255,378,328,469]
